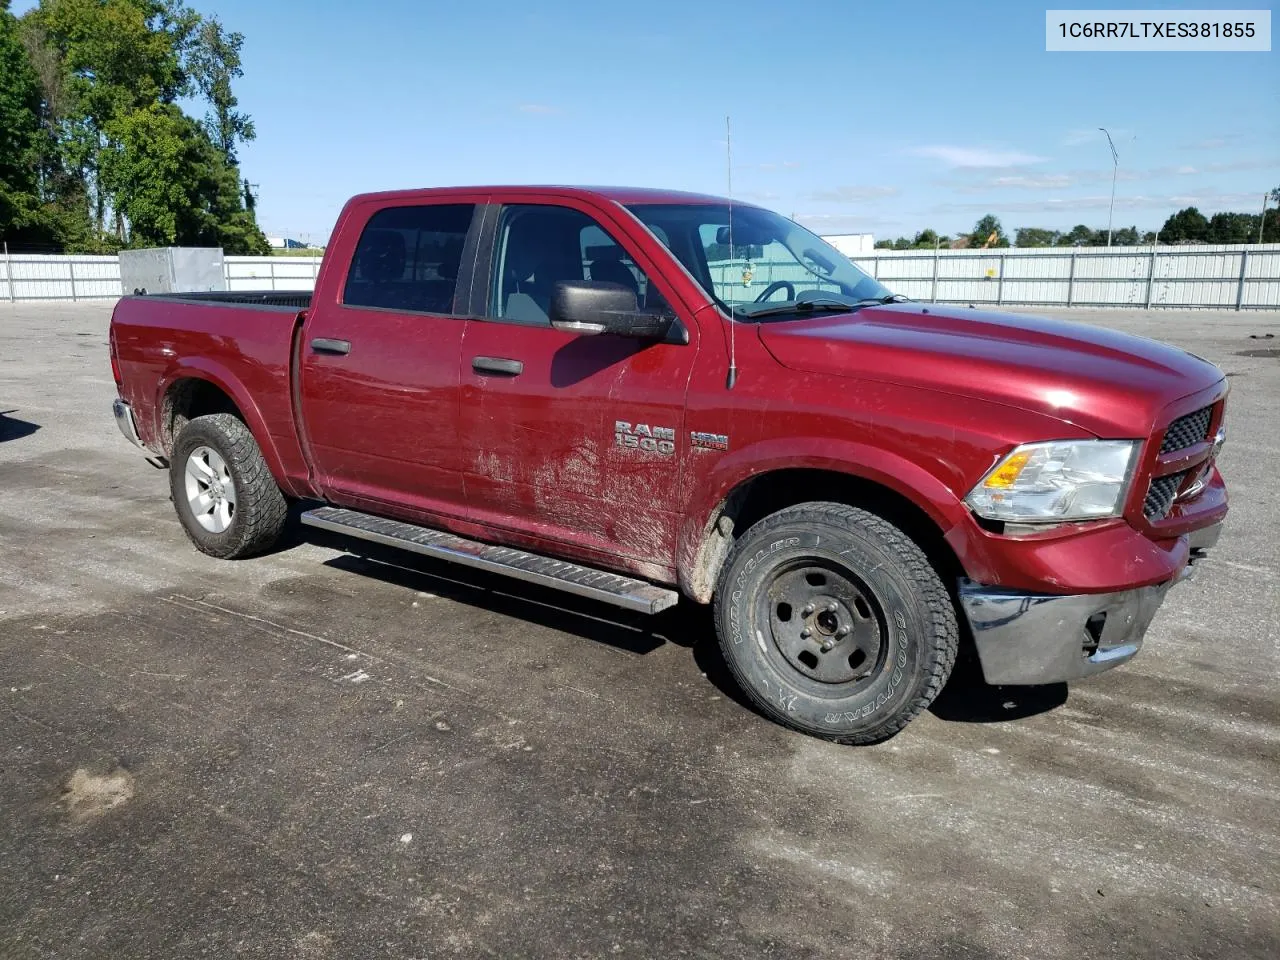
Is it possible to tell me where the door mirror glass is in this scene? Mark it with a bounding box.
[550,281,674,340]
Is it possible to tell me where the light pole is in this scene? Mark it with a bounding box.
[1099,127,1119,246]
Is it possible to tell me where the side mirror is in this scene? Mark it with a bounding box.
[549,281,675,340]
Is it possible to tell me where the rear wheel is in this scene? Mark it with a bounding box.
[170,413,287,559]
[713,502,957,744]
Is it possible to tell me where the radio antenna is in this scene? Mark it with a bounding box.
[725,115,738,390]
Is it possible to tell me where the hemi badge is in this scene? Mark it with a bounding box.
[691,431,729,451]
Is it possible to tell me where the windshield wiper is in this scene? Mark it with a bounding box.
[740,295,900,321]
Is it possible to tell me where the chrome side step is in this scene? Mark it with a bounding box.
[300,506,679,615]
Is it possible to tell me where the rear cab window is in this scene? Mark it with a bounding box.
[344,204,475,314]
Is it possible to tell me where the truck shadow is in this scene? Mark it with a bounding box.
[293,516,1068,727]
[0,411,41,443]
[927,654,1069,723]
[305,531,675,657]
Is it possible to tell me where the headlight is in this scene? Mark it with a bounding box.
[966,440,1138,522]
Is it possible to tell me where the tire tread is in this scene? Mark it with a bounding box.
[171,413,288,559]
[712,501,958,745]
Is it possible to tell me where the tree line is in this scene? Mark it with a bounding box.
[0,0,267,254]
[875,193,1280,250]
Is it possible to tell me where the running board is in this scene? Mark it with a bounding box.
[300,506,679,615]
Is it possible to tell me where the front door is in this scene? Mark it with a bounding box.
[299,200,480,517]
[458,199,698,568]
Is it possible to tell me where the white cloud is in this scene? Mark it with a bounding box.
[1181,135,1243,150]
[909,145,1049,168]
[987,174,1077,190]
[809,185,900,203]
[932,191,1263,214]
[796,213,901,233]
[945,156,1279,193]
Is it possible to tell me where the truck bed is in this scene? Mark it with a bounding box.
[139,290,313,310]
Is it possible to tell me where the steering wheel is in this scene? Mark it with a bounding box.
[754,280,796,303]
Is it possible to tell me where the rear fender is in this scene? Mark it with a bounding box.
[155,359,294,494]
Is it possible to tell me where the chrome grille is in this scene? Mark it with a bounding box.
[1144,472,1186,520]
[1160,405,1213,454]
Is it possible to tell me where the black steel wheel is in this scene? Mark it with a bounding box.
[762,561,886,687]
[713,501,957,744]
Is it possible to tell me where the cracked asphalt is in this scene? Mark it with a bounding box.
[1,301,1277,959]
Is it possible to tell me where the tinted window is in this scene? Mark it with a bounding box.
[344,204,474,313]
[491,204,671,326]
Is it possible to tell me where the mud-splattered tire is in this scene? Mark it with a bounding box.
[712,502,957,745]
[170,413,287,559]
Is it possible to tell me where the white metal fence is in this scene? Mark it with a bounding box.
[0,254,324,302]
[2,245,1279,310]
[850,243,1280,310]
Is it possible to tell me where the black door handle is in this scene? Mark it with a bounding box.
[311,338,351,355]
[472,356,523,376]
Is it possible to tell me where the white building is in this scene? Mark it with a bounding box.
[821,233,876,256]
[266,236,308,250]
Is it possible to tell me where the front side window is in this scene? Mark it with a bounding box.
[491,204,670,326]
[627,203,895,321]
[344,203,474,313]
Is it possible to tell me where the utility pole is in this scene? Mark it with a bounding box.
[1260,192,1269,245]
[1099,127,1119,247]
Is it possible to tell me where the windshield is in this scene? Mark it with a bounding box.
[625,203,896,320]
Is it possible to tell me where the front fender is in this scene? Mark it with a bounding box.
[676,436,970,601]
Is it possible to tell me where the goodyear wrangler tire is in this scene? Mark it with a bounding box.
[712,502,957,745]
[170,413,288,560]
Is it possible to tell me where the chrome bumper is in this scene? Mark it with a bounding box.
[960,521,1224,685]
[1188,521,1222,553]
[959,578,1175,686]
[112,398,145,449]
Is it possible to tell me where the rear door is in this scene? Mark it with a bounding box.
[457,196,698,568]
[298,197,485,517]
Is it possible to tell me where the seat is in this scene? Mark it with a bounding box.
[501,230,556,323]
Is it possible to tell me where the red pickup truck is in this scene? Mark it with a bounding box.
[109,186,1228,744]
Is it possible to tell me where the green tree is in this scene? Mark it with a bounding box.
[1160,207,1210,243]
[0,0,48,244]
[1207,212,1259,244]
[1111,225,1139,246]
[25,0,199,235]
[1014,227,1058,247]
[13,0,265,253]
[1056,224,1096,246]
[187,15,253,165]
[99,102,266,252]
[968,214,1008,248]
[913,228,943,248]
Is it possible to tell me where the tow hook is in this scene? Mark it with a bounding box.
[145,456,169,470]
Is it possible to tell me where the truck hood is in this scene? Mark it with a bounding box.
[757,304,1224,437]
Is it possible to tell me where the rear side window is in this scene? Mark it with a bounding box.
[344,204,474,314]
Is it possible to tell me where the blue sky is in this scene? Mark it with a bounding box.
[17,0,1278,242]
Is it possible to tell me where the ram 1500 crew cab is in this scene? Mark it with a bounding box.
[110,186,1228,743]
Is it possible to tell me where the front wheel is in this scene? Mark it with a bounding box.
[170,413,288,559]
[712,502,957,745]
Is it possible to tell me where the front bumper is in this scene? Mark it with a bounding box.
[112,398,145,449]
[957,520,1220,685]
